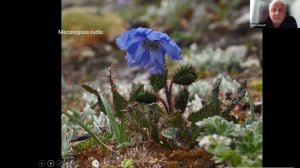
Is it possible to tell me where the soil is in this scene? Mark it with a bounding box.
[73,142,215,168]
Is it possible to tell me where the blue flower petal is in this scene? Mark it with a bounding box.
[144,51,157,70]
[141,51,150,66]
[135,27,152,35]
[147,31,171,41]
[160,39,182,60]
[143,50,165,74]
[146,63,163,74]
[153,49,166,66]
[116,36,127,50]
[133,43,146,64]
[127,40,141,55]
[158,32,171,41]
[146,31,161,41]
[126,36,144,51]
[116,29,136,50]
[125,53,135,67]
[126,48,150,68]
[127,43,146,66]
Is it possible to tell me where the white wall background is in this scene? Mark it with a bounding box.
[290,0,300,27]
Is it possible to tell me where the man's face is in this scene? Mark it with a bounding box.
[269,2,286,24]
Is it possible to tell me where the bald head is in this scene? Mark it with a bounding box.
[269,0,286,12]
[269,0,286,27]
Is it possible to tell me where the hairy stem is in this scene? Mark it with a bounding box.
[157,96,169,114]
[108,65,117,91]
[164,82,172,113]
[169,80,174,112]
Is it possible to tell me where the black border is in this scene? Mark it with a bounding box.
[263,28,299,167]
[9,0,62,167]
[34,0,62,166]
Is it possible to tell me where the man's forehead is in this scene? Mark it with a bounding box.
[271,3,285,8]
[270,1,285,8]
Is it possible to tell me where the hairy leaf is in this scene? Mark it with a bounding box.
[173,64,197,86]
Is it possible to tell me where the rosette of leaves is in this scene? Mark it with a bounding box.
[196,116,262,167]
[196,116,239,137]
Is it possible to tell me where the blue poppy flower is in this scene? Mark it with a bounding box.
[116,27,182,74]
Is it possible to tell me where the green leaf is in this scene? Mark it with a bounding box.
[237,129,262,155]
[188,100,220,124]
[149,69,168,92]
[188,78,222,124]
[134,106,150,128]
[108,67,128,121]
[102,132,113,143]
[173,64,197,86]
[69,110,82,124]
[112,91,128,119]
[81,84,106,114]
[149,104,161,143]
[129,83,144,103]
[62,111,116,153]
[136,91,157,104]
[170,112,184,128]
[161,128,179,139]
[81,84,99,96]
[119,122,128,144]
[196,117,262,167]
[100,94,126,144]
[97,96,107,115]
[197,116,239,137]
[174,88,189,112]
[215,150,242,166]
[185,125,202,146]
[211,77,222,100]
[222,80,247,114]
